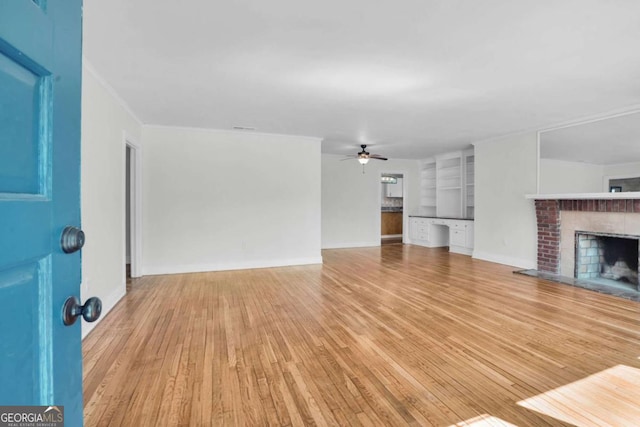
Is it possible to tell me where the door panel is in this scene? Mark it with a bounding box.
[0,53,47,194]
[0,258,52,403]
[0,0,83,424]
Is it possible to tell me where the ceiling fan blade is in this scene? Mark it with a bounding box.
[340,157,357,161]
[370,155,388,161]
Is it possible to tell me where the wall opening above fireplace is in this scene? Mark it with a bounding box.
[575,232,639,291]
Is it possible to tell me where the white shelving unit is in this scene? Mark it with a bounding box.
[464,153,475,219]
[436,153,463,218]
[419,159,437,217]
[418,149,474,219]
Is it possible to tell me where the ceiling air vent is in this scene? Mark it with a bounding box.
[232,126,256,131]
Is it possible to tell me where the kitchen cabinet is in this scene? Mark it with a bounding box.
[385,178,403,197]
[381,212,403,236]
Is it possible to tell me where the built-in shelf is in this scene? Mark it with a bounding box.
[438,164,462,171]
[419,159,438,215]
[419,150,474,219]
[465,154,474,219]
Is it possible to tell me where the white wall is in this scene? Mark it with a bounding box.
[141,126,322,274]
[322,154,420,248]
[539,159,604,193]
[538,160,640,193]
[603,162,640,177]
[473,133,538,269]
[81,63,142,337]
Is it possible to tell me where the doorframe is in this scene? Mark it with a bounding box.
[379,170,408,244]
[123,131,143,278]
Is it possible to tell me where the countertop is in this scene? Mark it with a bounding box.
[381,208,403,213]
[409,215,474,221]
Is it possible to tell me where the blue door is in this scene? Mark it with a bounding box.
[0,0,85,425]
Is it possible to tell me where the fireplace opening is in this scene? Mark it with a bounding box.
[575,232,640,291]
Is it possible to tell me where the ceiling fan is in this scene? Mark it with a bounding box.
[342,144,388,165]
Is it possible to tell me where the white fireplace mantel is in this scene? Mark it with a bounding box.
[526,192,640,200]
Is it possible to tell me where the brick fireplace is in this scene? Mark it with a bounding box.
[534,198,640,284]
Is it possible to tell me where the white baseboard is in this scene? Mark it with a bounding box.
[82,284,126,339]
[322,241,380,249]
[472,251,536,270]
[381,234,402,239]
[142,256,323,276]
[449,245,473,256]
[406,240,446,248]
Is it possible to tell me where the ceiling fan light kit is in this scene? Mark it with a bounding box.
[343,144,388,172]
[340,144,388,172]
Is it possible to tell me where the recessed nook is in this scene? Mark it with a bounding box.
[575,232,639,291]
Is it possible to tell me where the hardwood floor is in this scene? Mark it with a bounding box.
[381,236,403,246]
[83,245,640,426]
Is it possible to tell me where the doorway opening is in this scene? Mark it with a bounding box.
[380,173,404,245]
[124,134,142,287]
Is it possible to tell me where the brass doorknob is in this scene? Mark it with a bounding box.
[62,296,102,326]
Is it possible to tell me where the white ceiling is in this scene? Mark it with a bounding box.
[83,0,640,159]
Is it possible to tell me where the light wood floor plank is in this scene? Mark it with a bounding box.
[84,245,640,426]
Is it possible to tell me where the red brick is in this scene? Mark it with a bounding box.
[599,200,606,211]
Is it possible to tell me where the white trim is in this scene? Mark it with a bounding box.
[142,256,323,276]
[322,242,380,249]
[143,123,322,143]
[472,251,536,270]
[449,245,473,256]
[81,284,126,339]
[379,170,409,244]
[473,105,640,147]
[538,107,640,134]
[123,132,143,278]
[525,191,640,200]
[82,58,144,127]
[535,131,541,194]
